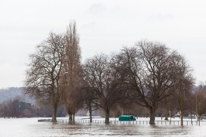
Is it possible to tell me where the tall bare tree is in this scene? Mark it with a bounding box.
[59,22,82,122]
[172,54,194,126]
[24,32,65,122]
[119,40,185,124]
[82,54,126,123]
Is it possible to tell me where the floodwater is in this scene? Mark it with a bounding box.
[0,117,206,137]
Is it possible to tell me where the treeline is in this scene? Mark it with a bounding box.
[0,97,66,118]
[24,21,203,125]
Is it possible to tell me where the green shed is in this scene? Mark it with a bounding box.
[119,115,136,121]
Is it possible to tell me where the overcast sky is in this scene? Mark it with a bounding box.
[0,0,206,88]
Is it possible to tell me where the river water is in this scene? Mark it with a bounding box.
[0,117,206,137]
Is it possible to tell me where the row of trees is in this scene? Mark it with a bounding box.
[0,97,66,118]
[24,22,194,125]
[0,97,32,118]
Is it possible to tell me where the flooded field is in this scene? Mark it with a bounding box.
[0,117,206,137]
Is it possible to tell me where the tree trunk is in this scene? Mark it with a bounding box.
[165,108,169,120]
[196,96,198,121]
[72,113,75,122]
[69,113,72,122]
[190,108,192,124]
[105,108,110,124]
[199,103,201,126]
[52,103,57,122]
[51,89,57,122]
[180,109,183,126]
[89,103,92,123]
[149,108,155,125]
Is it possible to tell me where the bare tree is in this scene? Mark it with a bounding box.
[81,87,98,123]
[119,40,184,124]
[59,22,82,122]
[158,95,175,120]
[191,84,206,123]
[24,32,65,122]
[172,54,194,126]
[82,54,126,123]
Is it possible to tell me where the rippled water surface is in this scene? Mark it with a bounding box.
[0,117,206,137]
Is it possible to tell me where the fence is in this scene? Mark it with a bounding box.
[39,119,203,126]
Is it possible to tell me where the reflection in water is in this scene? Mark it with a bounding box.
[0,118,205,137]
